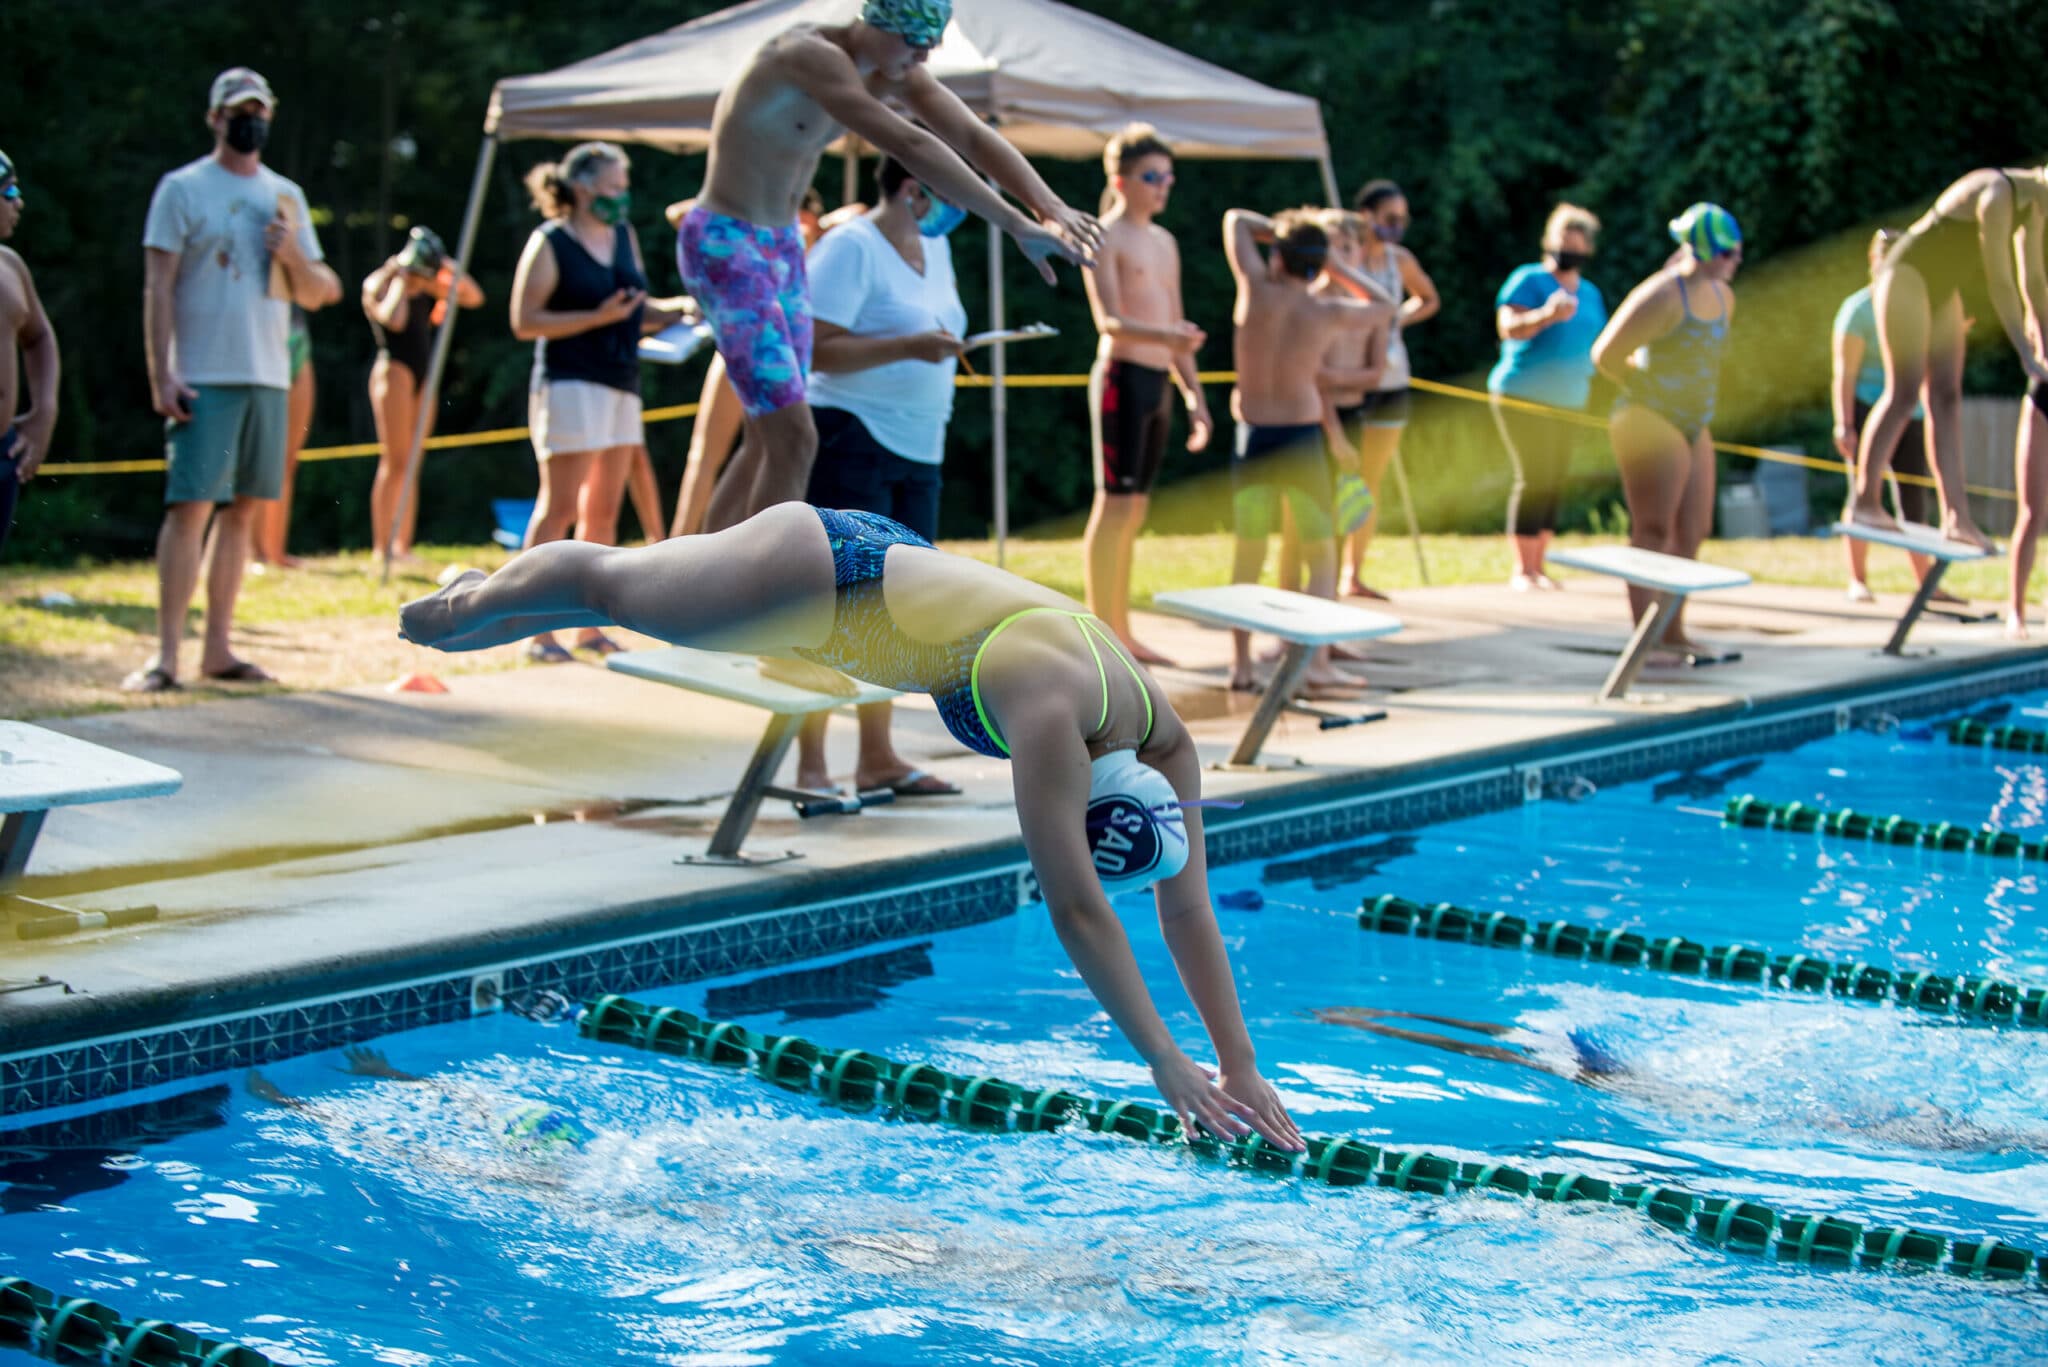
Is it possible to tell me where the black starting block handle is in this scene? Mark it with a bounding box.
[1285,704,1390,731]
[775,785,898,819]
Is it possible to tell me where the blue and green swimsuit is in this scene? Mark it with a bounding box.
[794,508,1154,758]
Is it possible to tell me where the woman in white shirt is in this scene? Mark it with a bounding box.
[795,156,971,798]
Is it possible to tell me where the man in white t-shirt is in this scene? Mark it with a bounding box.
[793,156,969,798]
[125,68,341,693]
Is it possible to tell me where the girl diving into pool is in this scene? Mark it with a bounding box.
[399,503,1304,1154]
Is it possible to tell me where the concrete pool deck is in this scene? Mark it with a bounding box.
[3,573,2041,1053]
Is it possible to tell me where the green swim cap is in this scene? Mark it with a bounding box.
[861,0,952,49]
[1669,202,1741,258]
[500,1102,589,1153]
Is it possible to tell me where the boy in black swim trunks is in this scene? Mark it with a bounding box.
[1222,207,1391,693]
[1081,125,1214,667]
[0,148,57,564]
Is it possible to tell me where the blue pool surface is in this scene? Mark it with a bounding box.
[7,697,2048,1362]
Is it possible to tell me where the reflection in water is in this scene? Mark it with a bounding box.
[0,1085,227,1215]
[704,942,936,1024]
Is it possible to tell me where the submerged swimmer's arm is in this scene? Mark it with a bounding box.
[1148,724,1304,1151]
[1000,699,1266,1148]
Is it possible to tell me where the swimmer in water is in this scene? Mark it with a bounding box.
[1311,1006,2048,1154]
[399,504,1304,1153]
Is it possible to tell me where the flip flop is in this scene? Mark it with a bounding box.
[574,632,625,656]
[525,641,576,665]
[120,666,181,694]
[203,661,277,683]
[1680,648,1743,668]
[882,768,962,798]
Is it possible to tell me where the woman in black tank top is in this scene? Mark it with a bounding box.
[1852,164,2048,550]
[508,143,694,660]
[364,226,483,562]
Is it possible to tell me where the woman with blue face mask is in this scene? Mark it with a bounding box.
[792,155,971,799]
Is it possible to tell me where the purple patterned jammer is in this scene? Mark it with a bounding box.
[675,204,814,417]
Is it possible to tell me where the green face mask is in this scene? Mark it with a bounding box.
[589,190,632,225]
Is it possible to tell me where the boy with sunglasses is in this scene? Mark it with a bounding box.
[0,149,59,563]
[1080,125,1213,667]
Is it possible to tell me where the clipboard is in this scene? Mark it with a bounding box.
[639,321,716,366]
[963,322,1057,351]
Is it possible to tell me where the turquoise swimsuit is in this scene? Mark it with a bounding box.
[1620,274,1729,443]
[794,508,1155,758]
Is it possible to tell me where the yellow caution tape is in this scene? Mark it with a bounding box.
[31,369,2007,501]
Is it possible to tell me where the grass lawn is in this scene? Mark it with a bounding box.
[0,532,2024,720]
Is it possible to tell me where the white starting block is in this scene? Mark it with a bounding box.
[1830,520,1995,656]
[1,721,183,883]
[1153,585,1402,767]
[609,646,902,866]
[1548,547,1752,702]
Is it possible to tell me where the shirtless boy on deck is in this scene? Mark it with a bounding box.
[0,149,59,562]
[1222,208,1391,695]
[682,0,1102,532]
[1081,125,1213,668]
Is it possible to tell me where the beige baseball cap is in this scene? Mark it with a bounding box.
[208,67,276,114]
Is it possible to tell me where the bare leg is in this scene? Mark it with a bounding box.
[257,361,316,566]
[1852,265,1931,528]
[570,446,634,649]
[795,712,835,792]
[1921,301,1985,548]
[2009,395,2048,637]
[1659,426,1719,648]
[368,358,422,560]
[1275,499,1302,593]
[1345,424,1401,597]
[402,502,836,656]
[140,501,215,681]
[625,445,664,545]
[523,448,594,654]
[1297,532,1357,694]
[672,360,745,538]
[705,403,818,533]
[1610,405,1691,637]
[199,497,265,676]
[1228,531,1267,690]
[1085,490,1169,665]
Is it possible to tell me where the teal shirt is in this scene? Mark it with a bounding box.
[1487,263,1607,410]
[1834,286,1924,418]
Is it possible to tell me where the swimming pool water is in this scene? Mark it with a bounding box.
[7,695,2048,1363]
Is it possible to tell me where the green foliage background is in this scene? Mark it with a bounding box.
[4,0,2044,562]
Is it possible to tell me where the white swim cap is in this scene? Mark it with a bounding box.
[1085,750,1191,894]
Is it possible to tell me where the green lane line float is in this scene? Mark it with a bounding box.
[577,993,2046,1289]
[1946,719,2048,755]
[0,1275,273,1365]
[1722,794,2047,860]
[1358,893,2048,1029]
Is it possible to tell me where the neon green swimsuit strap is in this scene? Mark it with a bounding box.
[970,608,1154,758]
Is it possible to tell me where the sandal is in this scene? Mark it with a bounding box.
[120,666,181,694]
[574,632,625,656]
[525,641,576,665]
[203,661,277,683]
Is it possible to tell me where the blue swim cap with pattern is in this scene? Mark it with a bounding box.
[861,0,952,49]
[1669,202,1741,259]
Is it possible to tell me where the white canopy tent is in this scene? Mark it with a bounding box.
[390,0,1336,572]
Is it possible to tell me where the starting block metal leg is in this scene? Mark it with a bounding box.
[1226,642,1320,768]
[688,714,804,867]
[1598,590,1680,703]
[1883,559,1950,657]
[0,809,47,884]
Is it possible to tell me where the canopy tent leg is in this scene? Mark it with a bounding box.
[1318,150,1342,209]
[841,135,862,206]
[383,132,498,583]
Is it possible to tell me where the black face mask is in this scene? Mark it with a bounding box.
[1552,250,1589,273]
[224,112,270,155]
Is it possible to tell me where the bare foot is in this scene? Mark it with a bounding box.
[399,569,485,646]
[1301,667,1364,699]
[1845,503,1902,535]
[1928,587,1967,606]
[2006,612,2031,641]
[794,767,836,794]
[1229,665,1258,693]
[1941,517,1996,553]
[1329,641,1371,664]
[1119,635,1175,667]
[1343,579,1390,602]
[758,656,859,697]
[1256,642,1286,665]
